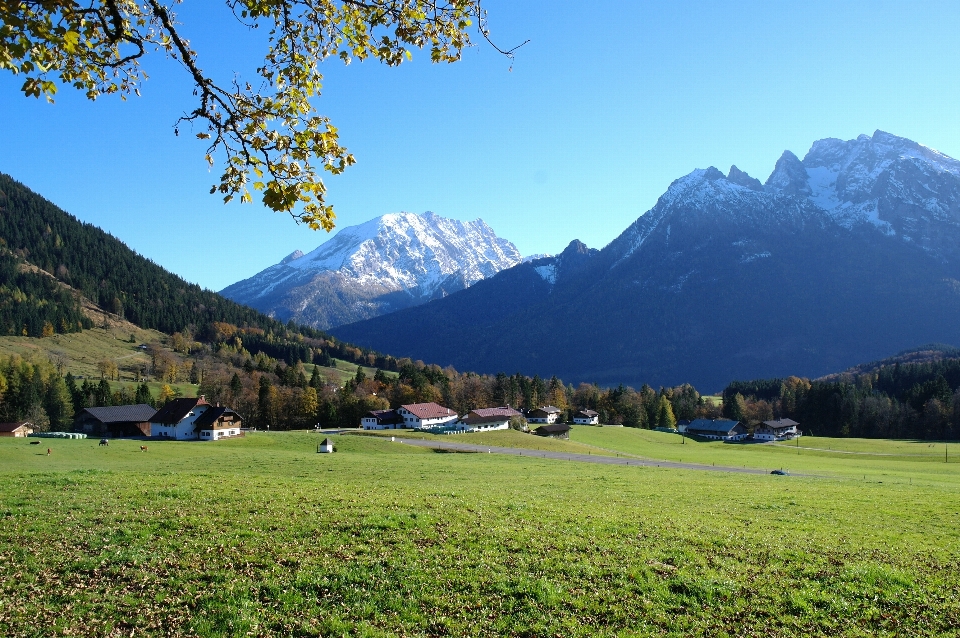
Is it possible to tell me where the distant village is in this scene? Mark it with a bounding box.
[1,397,801,444]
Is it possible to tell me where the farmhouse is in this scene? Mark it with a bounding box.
[192,406,243,441]
[685,419,748,441]
[361,409,404,430]
[754,418,801,442]
[0,421,34,437]
[73,404,156,437]
[455,407,521,432]
[572,409,599,425]
[150,396,212,440]
[396,403,458,429]
[527,406,562,424]
[534,423,571,439]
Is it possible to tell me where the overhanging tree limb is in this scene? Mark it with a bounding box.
[0,0,523,230]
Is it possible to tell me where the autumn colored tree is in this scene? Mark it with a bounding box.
[1,1,521,228]
[157,383,176,405]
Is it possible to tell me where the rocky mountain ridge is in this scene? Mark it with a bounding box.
[333,131,960,390]
[221,211,521,329]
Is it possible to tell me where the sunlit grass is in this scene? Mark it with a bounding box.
[1,432,959,636]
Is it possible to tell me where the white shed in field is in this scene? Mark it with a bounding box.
[318,437,334,453]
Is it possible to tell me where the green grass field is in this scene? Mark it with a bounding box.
[569,426,960,485]
[306,358,398,385]
[360,428,619,456]
[1,431,959,636]
[0,326,163,379]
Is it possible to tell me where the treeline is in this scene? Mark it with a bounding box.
[0,355,74,431]
[0,250,92,337]
[723,358,960,440]
[195,351,724,430]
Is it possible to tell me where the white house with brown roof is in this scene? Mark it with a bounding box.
[572,409,599,425]
[150,396,211,440]
[0,422,34,437]
[397,402,458,429]
[193,407,243,441]
[454,407,521,432]
[527,406,561,424]
[754,418,800,442]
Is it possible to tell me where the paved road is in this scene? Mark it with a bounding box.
[391,437,774,475]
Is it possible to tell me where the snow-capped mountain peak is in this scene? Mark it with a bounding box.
[220,211,522,329]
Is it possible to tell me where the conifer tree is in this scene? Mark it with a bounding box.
[656,394,677,430]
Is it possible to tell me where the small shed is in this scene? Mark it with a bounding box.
[318,437,334,453]
[0,421,34,438]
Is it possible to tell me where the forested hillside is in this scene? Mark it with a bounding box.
[723,347,960,440]
[0,173,398,366]
[0,173,311,336]
[0,250,92,337]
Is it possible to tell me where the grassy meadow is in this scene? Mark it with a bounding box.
[0,326,162,380]
[1,430,959,637]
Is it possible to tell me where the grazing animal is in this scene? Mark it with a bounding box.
[99,439,109,446]
[140,445,148,452]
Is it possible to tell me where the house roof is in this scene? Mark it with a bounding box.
[151,397,209,424]
[364,409,403,424]
[0,421,32,433]
[321,438,333,446]
[761,418,800,429]
[469,407,521,418]
[530,405,561,414]
[193,407,242,429]
[687,419,743,434]
[575,410,599,418]
[400,402,456,419]
[535,424,571,434]
[80,404,157,424]
[461,413,514,425]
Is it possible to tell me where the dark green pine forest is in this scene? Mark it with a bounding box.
[0,250,92,337]
[0,173,323,338]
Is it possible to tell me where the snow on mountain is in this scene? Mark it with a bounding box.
[610,130,960,269]
[220,211,521,329]
[284,211,519,294]
[333,131,960,391]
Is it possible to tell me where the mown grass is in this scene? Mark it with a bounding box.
[359,428,616,456]
[571,426,960,485]
[1,432,959,636]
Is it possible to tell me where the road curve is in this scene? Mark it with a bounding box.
[390,437,774,475]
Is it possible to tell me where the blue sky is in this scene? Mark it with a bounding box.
[2,1,960,291]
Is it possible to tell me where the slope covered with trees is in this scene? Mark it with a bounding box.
[723,348,960,440]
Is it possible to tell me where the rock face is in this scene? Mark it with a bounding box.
[333,131,960,390]
[220,212,521,329]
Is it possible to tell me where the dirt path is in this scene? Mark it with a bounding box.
[391,437,775,475]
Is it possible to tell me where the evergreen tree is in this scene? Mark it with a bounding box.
[726,392,747,423]
[656,394,677,430]
[135,383,153,406]
[230,373,243,398]
[355,366,366,384]
[95,379,112,407]
[44,375,74,430]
